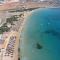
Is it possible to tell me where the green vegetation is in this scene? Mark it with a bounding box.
[6,15,18,25]
[19,14,23,17]
[2,23,7,27]
[0,15,19,34]
[0,25,10,34]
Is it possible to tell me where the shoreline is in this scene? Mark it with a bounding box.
[19,11,32,34]
[18,11,32,59]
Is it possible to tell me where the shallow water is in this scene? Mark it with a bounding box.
[20,8,60,60]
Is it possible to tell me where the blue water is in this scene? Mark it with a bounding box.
[20,8,60,60]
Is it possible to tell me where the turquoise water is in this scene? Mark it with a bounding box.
[20,8,60,60]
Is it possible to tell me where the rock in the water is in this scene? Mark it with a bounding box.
[36,43,42,49]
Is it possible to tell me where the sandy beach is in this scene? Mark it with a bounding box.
[19,11,32,34]
[16,11,32,60]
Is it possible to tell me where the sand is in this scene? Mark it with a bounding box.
[19,11,32,34]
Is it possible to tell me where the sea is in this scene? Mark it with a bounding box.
[20,8,60,60]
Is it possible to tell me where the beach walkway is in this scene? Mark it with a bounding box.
[0,31,20,60]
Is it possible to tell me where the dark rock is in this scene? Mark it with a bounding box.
[36,43,42,49]
[44,29,60,39]
[18,58,20,60]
